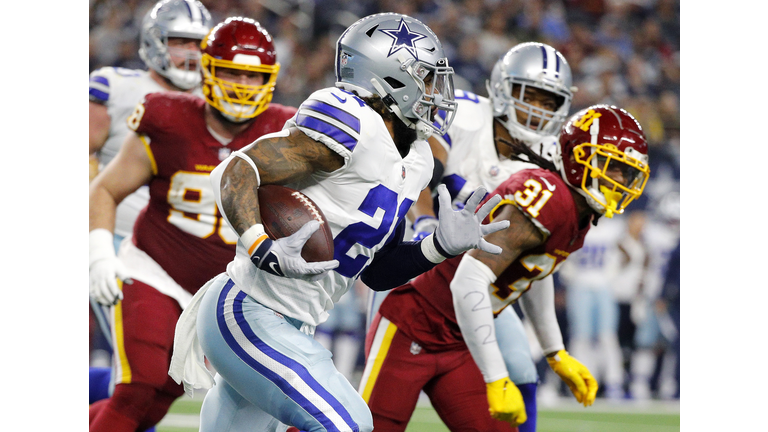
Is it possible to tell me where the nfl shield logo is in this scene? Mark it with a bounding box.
[489,165,500,177]
[340,52,349,67]
[219,147,232,161]
[402,165,406,179]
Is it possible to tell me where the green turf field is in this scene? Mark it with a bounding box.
[156,397,680,432]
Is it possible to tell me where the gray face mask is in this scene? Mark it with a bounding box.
[138,0,212,90]
[486,42,575,146]
[334,13,458,140]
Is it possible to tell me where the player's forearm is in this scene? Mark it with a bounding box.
[89,184,118,233]
[518,276,565,356]
[451,254,509,383]
[216,156,263,236]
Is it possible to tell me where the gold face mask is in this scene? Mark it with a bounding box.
[573,142,650,218]
[201,53,280,121]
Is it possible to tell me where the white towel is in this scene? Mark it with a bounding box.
[169,277,217,397]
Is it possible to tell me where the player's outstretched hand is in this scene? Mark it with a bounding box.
[250,220,339,282]
[434,184,509,256]
[89,229,133,306]
[486,377,527,426]
[547,350,598,407]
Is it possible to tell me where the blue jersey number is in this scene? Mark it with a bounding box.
[333,185,413,277]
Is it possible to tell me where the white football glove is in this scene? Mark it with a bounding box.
[411,215,439,241]
[89,229,133,306]
[248,220,339,282]
[434,184,509,256]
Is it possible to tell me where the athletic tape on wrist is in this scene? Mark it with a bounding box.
[240,224,269,256]
[420,233,447,264]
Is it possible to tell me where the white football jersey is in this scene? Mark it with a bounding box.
[89,67,202,238]
[433,90,558,207]
[557,217,626,291]
[225,87,433,326]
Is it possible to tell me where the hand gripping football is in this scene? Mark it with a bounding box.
[258,185,334,262]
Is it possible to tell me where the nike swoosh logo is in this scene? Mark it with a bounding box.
[541,177,556,191]
[269,262,283,276]
[331,93,347,103]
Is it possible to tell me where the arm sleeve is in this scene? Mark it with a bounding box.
[450,254,509,383]
[360,220,442,291]
[518,275,565,356]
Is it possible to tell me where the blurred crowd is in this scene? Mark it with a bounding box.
[89,0,680,401]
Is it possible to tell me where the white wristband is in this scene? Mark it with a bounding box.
[89,228,116,267]
[420,233,447,264]
[240,224,268,255]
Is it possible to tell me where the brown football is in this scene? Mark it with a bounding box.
[258,185,334,262]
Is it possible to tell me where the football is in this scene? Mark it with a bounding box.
[258,185,335,262]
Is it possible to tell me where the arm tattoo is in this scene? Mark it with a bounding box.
[220,127,343,235]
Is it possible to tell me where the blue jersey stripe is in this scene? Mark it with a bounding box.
[296,113,358,151]
[442,174,467,200]
[215,282,358,432]
[89,88,109,102]
[90,75,109,86]
[301,100,360,133]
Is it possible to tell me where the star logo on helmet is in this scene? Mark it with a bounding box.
[379,18,427,60]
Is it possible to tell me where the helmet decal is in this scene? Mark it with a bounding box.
[379,18,428,60]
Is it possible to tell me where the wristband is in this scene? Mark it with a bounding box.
[240,224,269,256]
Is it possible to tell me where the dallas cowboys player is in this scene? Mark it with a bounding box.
[369,42,582,432]
[169,13,509,432]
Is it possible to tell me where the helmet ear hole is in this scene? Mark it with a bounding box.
[384,77,405,89]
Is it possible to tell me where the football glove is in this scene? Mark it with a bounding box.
[486,377,527,426]
[411,215,439,241]
[89,229,132,306]
[547,350,598,407]
[434,184,509,256]
[248,220,339,281]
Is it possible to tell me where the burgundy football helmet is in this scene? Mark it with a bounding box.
[553,105,650,218]
[200,17,280,122]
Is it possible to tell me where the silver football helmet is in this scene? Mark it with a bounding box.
[335,13,457,140]
[486,42,574,146]
[138,0,212,90]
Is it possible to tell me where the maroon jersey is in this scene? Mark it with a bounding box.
[379,168,591,351]
[129,92,297,294]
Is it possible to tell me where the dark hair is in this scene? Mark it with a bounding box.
[360,94,393,121]
[496,137,559,173]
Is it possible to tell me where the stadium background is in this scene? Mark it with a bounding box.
[88,0,681,430]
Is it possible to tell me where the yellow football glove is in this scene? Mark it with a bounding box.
[546,350,598,407]
[486,377,527,426]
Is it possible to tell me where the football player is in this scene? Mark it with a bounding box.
[359,105,651,431]
[87,1,211,428]
[88,17,297,432]
[168,13,508,432]
[366,42,580,432]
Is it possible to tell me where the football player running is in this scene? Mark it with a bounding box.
[360,105,650,431]
[365,42,583,432]
[88,17,297,432]
[168,13,508,432]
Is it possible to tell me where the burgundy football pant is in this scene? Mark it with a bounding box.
[89,280,185,432]
[360,313,518,432]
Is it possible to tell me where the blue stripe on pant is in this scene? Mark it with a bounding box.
[197,275,373,432]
